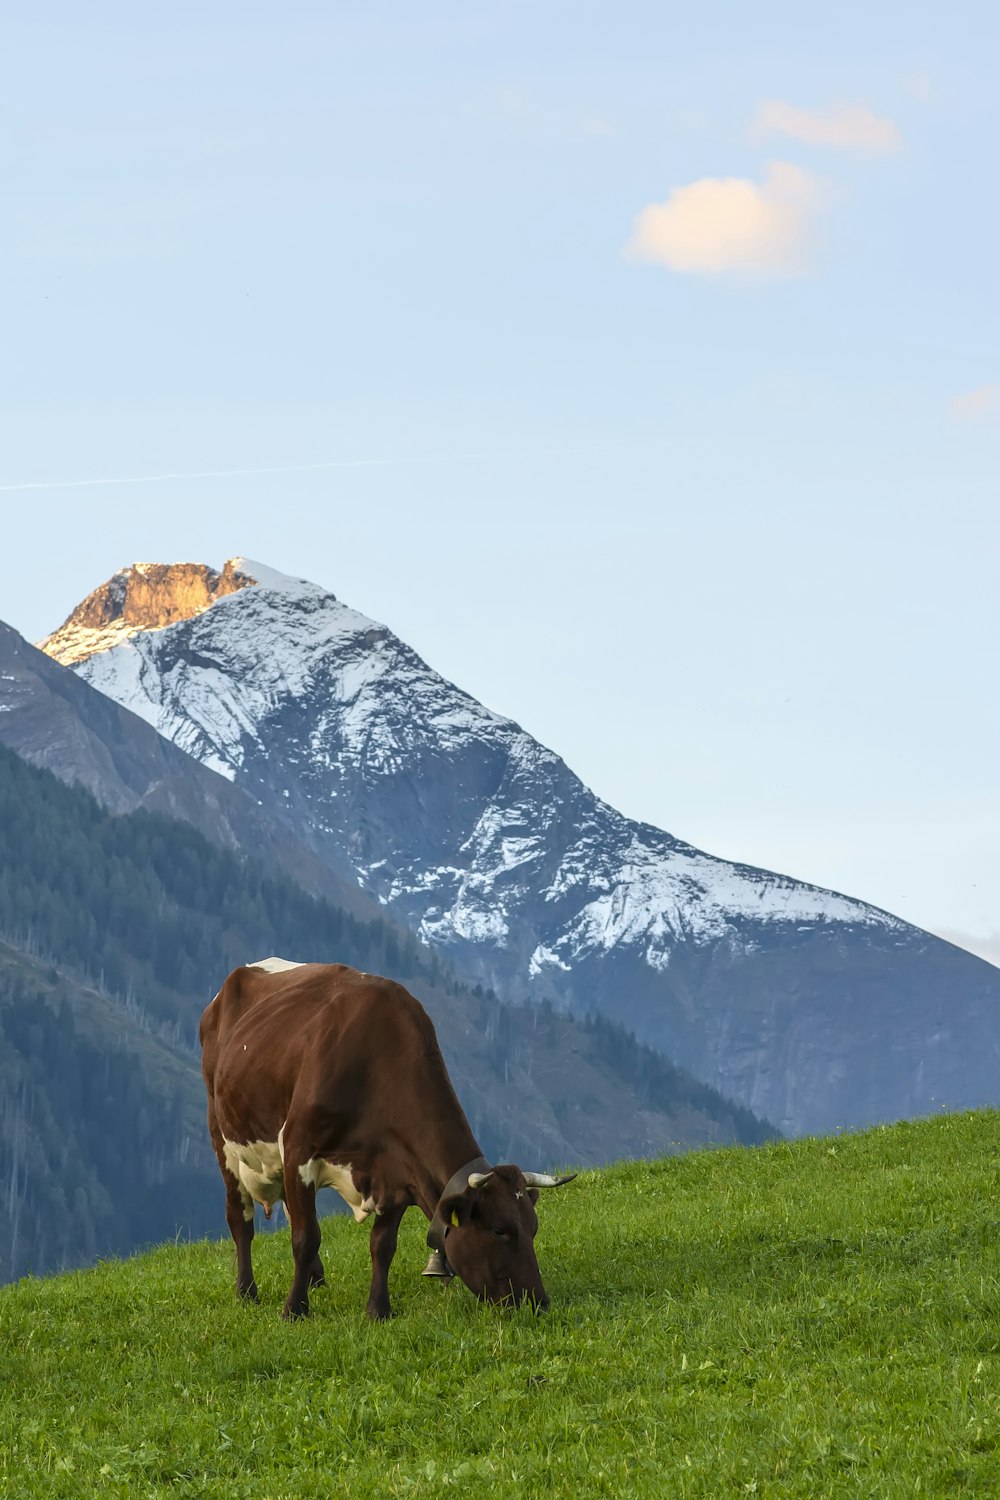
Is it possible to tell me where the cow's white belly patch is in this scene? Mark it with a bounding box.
[223,1127,371,1224]
[247,955,303,974]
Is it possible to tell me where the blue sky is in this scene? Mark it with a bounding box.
[1,3,997,959]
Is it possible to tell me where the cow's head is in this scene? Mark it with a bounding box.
[433,1165,574,1310]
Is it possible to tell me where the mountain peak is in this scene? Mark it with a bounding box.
[38,556,314,666]
[226,557,320,597]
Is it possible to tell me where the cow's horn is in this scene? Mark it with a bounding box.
[522,1171,577,1188]
[468,1170,494,1188]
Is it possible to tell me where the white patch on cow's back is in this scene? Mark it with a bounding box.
[247,955,304,974]
[298,1158,371,1222]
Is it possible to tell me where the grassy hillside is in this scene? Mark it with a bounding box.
[3,1111,999,1498]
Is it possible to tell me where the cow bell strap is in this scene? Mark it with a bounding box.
[424,1155,492,1263]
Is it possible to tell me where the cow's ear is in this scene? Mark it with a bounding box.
[526,1188,540,1206]
[441,1193,473,1230]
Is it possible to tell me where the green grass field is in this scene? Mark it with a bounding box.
[3,1110,1000,1498]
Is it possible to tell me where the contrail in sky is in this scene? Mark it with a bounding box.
[0,457,432,494]
[0,446,615,495]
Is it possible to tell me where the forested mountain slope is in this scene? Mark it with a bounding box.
[0,742,772,1281]
[0,940,213,1284]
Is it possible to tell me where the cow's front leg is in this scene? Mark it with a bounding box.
[367,1205,406,1321]
[282,1169,321,1319]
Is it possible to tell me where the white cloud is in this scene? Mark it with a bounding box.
[948,384,1000,425]
[933,930,1000,970]
[751,100,902,153]
[626,161,823,277]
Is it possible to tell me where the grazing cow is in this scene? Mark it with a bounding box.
[199,958,574,1319]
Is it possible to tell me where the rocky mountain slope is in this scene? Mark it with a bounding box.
[40,558,1000,1135]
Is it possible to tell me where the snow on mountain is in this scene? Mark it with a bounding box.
[40,558,1000,1135]
[41,558,901,949]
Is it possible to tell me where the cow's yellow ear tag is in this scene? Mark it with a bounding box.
[450,1210,461,1228]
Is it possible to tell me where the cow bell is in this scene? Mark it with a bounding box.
[421,1248,455,1281]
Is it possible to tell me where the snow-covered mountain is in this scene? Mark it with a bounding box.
[42,558,1000,1134]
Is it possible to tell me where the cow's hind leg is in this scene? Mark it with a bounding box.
[281,1162,322,1319]
[367,1205,406,1321]
[309,1254,326,1289]
[226,1178,259,1302]
[209,1108,258,1302]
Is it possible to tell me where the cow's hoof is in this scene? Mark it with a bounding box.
[237,1283,259,1304]
[282,1301,309,1320]
[366,1302,393,1322]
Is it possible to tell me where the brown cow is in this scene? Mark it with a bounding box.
[199,958,574,1319]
